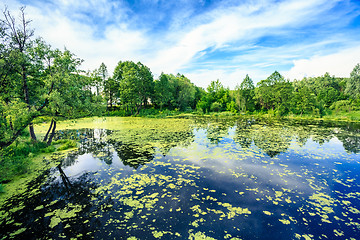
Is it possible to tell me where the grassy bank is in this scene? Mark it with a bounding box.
[104,106,360,122]
[0,133,77,198]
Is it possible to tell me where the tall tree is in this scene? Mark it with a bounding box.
[235,74,255,112]
[103,76,118,110]
[92,62,108,96]
[153,73,172,110]
[113,61,154,114]
[1,7,37,140]
[0,8,103,148]
[345,64,360,100]
[255,71,292,114]
[291,80,316,115]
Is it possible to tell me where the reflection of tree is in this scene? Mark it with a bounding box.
[58,165,72,189]
[55,125,195,169]
[56,129,114,167]
[252,125,292,157]
[0,166,101,239]
[233,118,360,156]
[234,119,255,148]
[110,140,155,169]
[334,122,360,154]
[194,117,235,144]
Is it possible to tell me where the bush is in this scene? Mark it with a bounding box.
[330,100,352,112]
[57,140,77,151]
[40,145,56,153]
[226,101,238,113]
[210,102,222,112]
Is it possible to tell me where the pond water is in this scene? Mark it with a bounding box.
[1,117,360,240]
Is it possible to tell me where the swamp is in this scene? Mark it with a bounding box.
[0,116,360,240]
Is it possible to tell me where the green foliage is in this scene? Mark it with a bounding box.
[197,79,231,113]
[56,139,77,151]
[235,74,255,112]
[153,73,172,109]
[226,101,238,113]
[40,145,56,153]
[255,71,292,114]
[345,64,360,100]
[291,81,316,115]
[0,137,46,183]
[329,100,359,112]
[210,102,222,112]
[113,61,154,114]
[1,9,104,148]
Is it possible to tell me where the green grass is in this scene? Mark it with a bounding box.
[56,139,77,151]
[0,135,78,190]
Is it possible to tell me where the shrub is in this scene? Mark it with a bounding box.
[330,100,352,112]
[210,102,222,112]
[57,140,77,151]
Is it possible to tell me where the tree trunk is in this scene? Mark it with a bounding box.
[58,165,72,189]
[9,116,14,131]
[43,119,54,142]
[47,120,56,145]
[109,94,113,110]
[22,66,37,141]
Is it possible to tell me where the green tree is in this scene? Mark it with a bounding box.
[1,7,37,140]
[0,8,103,148]
[235,74,255,112]
[103,76,119,110]
[91,62,108,96]
[137,62,154,108]
[345,64,360,100]
[175,74,196,111]
[255,71,292,115]
[199,79,231,113]
[113,61,154,114]
[153,73,172,110]
[291,80,316,115]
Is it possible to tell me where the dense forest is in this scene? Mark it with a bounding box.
[1,8,360,150]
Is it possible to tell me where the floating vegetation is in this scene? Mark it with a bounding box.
[1,117,360,239]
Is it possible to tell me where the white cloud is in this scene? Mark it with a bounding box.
[284,45,360,80]
[186,68,269,89]
[148,0,343,78]
[2,0,360,87]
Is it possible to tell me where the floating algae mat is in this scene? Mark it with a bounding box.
[1,117,360,239]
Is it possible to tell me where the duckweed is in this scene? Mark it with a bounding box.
[1,117,360,239]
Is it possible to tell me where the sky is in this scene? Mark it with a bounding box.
[2,0,360,89]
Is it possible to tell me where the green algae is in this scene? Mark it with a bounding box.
[2,116,360,239]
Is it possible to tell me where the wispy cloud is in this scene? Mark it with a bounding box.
[3,0,360,88]
[285,45,360,80]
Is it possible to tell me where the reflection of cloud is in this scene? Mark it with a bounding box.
[63,153,101,177]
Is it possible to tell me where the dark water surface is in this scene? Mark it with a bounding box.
[1,117,360,240]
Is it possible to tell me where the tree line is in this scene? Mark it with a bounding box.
[1,7,360,149]
[94,62,360,117]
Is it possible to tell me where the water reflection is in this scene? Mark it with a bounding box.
[1,117,360,239]
[231,118,360,157]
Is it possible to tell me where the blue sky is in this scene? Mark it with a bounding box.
[3,0,360,88]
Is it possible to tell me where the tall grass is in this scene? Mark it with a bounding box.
[0,138,46,184]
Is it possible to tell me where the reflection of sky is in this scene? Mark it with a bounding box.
[38,122,360,240]
[62,150,136,178]
[289,136,350,158]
